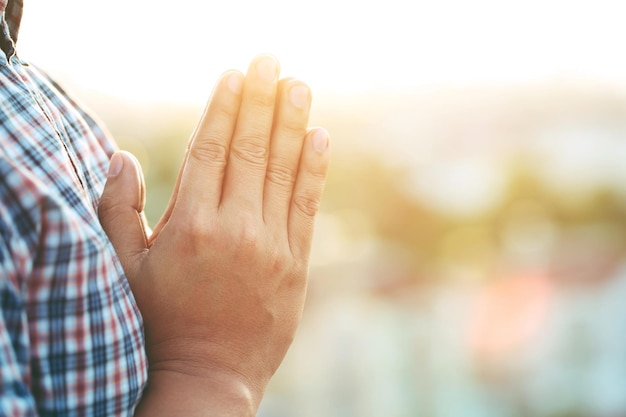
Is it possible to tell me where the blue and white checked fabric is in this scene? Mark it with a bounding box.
[0,0,148,415]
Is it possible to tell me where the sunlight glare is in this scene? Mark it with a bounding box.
[18,0,626,104]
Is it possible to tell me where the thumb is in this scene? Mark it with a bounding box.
[98,151,148,279]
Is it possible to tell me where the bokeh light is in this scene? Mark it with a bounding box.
[18,1,626,416]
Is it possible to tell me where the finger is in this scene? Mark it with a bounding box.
[221,55,279,212]
[98,151,148,280]
[175,70,244,219]
[288,128,331,258]
[263,79,311,229]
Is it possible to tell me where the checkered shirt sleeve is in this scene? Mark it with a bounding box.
[0,55,148,415]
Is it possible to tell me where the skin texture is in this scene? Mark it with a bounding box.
[97,55,330,416]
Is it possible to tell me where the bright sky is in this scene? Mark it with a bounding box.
[16,0,626,104]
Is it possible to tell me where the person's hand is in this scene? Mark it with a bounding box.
[98,55,330,415]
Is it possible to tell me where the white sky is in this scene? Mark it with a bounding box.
[16,0,626,104]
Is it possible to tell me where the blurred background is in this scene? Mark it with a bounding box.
[19,0,626,416]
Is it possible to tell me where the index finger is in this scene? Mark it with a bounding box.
[176,70,244,217]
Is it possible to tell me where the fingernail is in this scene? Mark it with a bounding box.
[256,56,278,81]
[289,85,310,109]
[107,152,124,177]
[312,128,329,153]
[228,72,243,94]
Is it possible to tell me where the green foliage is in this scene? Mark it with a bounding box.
[98,81,626,284]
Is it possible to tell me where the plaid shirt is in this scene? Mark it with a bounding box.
[0,0,148,415]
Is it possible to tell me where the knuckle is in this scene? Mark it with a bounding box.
[268,248,292,274]
[238,224,259,247]
[213,103,238,123]
[305,164,329,180]
[292,259,308,277]
[293,192,321,218]
[231,137,268,167]
[97,195,113,215]
[266,163,297,188]
[231,217,262,252]
[178,217,218,247]
[248,91,276,111]
[279,117,306,137]
[97,196,124,222]
[189,138,228,168]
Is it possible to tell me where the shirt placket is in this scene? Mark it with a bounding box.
[10,60,89,195]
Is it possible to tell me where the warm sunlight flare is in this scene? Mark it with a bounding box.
[15,1,626,416]
[19,0,626,104]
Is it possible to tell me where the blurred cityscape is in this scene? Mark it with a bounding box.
[88,77,626,417]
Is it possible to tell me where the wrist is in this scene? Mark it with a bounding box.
[135,367,258,417]
[145,334,272,398]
